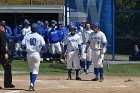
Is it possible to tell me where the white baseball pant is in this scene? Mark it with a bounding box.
[92,50,105,68]
[81,44,92,61]
[66,50,80,69]
[27,52,40,74]
[51,42,62,54]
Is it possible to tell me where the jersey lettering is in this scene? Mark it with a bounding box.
[30,38,36,46]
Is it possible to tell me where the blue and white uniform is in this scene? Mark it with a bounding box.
[48,27,62,62]
[88,22,107,81]
[89,31,107,68]
[21,31,45,90]
[64,25,82,80]
[13,25,23,56]
[81,29,93,71]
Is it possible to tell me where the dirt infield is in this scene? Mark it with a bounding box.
[0,75,140,93]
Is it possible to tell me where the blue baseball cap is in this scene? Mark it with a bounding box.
[44,21,49,24]
[93,22,100,27]
[69,25,77,30]
[24,19,30,25]
[76,21,83,26]
[31,23,38,32]
[58,21,64,25]
[51,20,57,24]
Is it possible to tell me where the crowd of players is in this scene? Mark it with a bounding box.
[0,19,107,90]
[3,19,103,74]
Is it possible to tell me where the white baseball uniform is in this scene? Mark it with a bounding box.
[81,29,93,61]
[21,32,45,74]
[22,26,31,36]
[64,33,81,69]
[89,31,107,68]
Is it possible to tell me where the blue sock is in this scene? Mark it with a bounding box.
[86,61,91,69]
[31,74,38,86]
[68,69,72,78]
[30,72,33,84]
[94,68,99,79]
[75,69,79,77]
[99,68,104,79]
[80,61,85,69]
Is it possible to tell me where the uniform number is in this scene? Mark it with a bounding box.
[30,38,36,46]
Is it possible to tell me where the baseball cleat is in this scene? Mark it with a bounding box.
[67,77,72,80]
[100,78,104,82]
[85,70,89,74]
[76,77,81,80]
[29,84,35,91]
[91,78,99,81]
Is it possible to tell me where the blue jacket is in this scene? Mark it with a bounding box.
[48,28,62,44]
[61,27,68,42]
[6,26,12,43]
[13,26,22,43]
[38,27,45,36]
[44,27,51,43]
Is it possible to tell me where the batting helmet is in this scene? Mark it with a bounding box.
[31,23,38,32]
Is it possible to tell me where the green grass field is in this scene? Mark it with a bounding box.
[0,60,140,77]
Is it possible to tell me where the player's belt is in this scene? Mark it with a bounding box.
[71,50,75,51]
[92,48,102,50]
[71,49,78,51]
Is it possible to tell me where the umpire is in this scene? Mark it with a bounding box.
[0,22,15,88]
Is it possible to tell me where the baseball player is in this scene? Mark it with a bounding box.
[64,25,81,80]
[21,19,31,60]
[86,22,107,82]
[81,22,93,74]
[37,21,45,37]
[21,19,31,36]
[43,21,52,61]
[48,24,62,63]
[21,23,46,91]
[13,25,23,57]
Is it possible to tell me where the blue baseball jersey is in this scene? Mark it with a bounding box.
[61,27,68,42]
[48,28,63,44]
[44,27,51,43]
[38,27,45,36]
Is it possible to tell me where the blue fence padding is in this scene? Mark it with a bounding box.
[67,0,113,53]
[100,0,112,52]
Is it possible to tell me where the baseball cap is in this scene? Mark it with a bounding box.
[51,20,57,24]
[93,22,100,27]
[24,19,30,25]
[58,21,64,25]
[31,23,38,32]
[69,25,77,30]
[44,21,49,25]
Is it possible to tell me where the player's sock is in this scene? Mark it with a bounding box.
[31,74,38,86]
[86,61,91,70]
[68,69,72,78]
[30,72,33,84]
[99,68,104,79]
[94,68,99,79]
[75,69,80,77]
[80,61,85,69]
